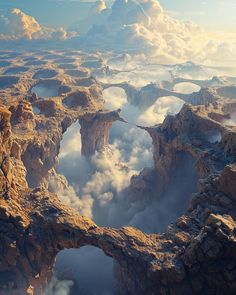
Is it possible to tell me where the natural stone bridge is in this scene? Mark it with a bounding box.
[1,59,236,295]
[1,97,236,294]
[101,81,222,108]
[160,75,236,91]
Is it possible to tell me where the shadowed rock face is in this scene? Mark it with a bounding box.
[81,59,104,69]
[142,104,228,183]
[75,77,97,87]
[58,63,77,70]
[25,60,47,66]
[33,69,58,79]
[4,66,29,75]
[54,58,77,64]
[1,54,236,295]
[131,100,236,201]
[65,69,90,78]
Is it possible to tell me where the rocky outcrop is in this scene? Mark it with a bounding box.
[62,85,103,109]
[132,102,236,200]
[219,164,236,199]
[0,105,13,198]
[79,109,126,157]
[142,104,225,181]
[0,52,236,295]
[1,131,236,295]
[1,72,104,188]
[1,96,236,295]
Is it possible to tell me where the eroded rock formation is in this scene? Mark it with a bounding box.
[102,81,228,108]
[0,51,236,295]
[133,100,236,197]
[79,109,126,157]
[1,98,236,295]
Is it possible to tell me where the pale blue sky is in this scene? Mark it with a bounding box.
[159,0,236,31]
[0,0,235,31]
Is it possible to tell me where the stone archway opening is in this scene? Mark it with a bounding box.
[50,246,116,295]
[103,87,128,110]
[137,95,185,126]
[58,121,85,186]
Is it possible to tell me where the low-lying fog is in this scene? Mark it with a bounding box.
[50,64,209,295]
[1,47,235,294]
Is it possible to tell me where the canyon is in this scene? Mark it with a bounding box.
[0,49,236,295]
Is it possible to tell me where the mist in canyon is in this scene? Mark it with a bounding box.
[51,71,209,295]
[1,0,236,294]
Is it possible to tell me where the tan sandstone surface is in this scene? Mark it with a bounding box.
[0,51,236,295]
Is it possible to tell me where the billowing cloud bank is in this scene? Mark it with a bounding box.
[52,85,190,232]
[1,2,236,65]
[0,8,68,40]
[78,0,236,65]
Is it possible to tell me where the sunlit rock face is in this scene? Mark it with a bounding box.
[1,89,236,294]
[0,5,235,290]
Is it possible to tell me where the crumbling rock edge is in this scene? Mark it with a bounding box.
[0,70,236,295]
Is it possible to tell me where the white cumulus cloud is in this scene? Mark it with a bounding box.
[0,8,68,40]
[77,0,236,65]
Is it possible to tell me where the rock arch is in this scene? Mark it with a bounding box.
[101,81,219,109]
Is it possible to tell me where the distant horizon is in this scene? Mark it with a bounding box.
[0,0,235,31]
[0,2,236,295]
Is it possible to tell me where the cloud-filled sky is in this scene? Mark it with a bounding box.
[0,0,235,66]
[0,0,235,30]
